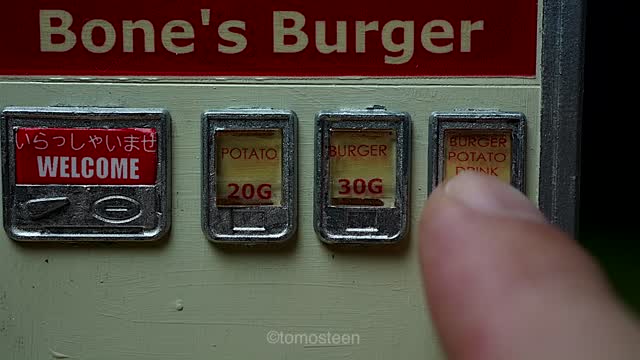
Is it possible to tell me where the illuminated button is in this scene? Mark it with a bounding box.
[429,111,526,192]
[329,129,396,207]
[315,108,411,244]
[216,130,282,207]
[1,107,171,242]
[444,130,512,182]
[202,109,297,244]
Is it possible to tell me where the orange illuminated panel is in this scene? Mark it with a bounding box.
[216,130,282,206]
[444,130,512,183]
[329,129,396,207]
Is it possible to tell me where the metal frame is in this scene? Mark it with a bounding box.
[429,111,527,193]
[314,108,411,245]
[539,0,585,235]
[1,107,172,242]
[202,109,297,244]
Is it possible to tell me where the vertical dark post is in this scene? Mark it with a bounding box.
[540,0,586,235]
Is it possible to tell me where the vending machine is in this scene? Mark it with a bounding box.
[0,0,583,358]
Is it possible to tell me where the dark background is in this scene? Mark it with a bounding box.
[580,0,638,313]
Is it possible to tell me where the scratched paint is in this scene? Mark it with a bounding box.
[0,82,540,359]
[49,349,70,359]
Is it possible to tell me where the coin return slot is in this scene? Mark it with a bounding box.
[232,211,266,232]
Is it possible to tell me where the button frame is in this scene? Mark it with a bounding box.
[314,108,411,245]
[429,111,527,193]
[1,107,171,242]
[201,109,297,244]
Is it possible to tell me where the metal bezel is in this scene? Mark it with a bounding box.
[202,109,297,244]
[428,111,527,193]
[314,108,411,245]
[540,0,585,235]
[1,106,172,242]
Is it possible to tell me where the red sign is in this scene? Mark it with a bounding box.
[14,128,158,185]
[0,1,537,77]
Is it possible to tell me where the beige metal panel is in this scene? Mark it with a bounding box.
[0,82,539,359]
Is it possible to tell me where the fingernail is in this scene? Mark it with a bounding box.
[444,172,546,223]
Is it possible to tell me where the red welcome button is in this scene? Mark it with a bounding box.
[14,128,158,185]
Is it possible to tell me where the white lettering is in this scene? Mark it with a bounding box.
[218,20,247,54]
[273,11,309,53]
[382,21,414,65]
[111,158,128,179]
[36,157,142,180]
[130,159,140,180]
[421,20,454,54]
[316,21,347,54]
[355,21,379,53]
[59,156,70,178]
[37,156,58,177]
[123,20,155,53]
[81,157,94,178]
[96,158,109,179]
[37,11,486,63]
[162,20,195,54]
[71,156,80,178]
[461,20,484,52]
[40,10,77,52]
[82,19,117,54]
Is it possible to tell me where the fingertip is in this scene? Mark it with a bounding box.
[418,174,637,360]
[420,173,548,275]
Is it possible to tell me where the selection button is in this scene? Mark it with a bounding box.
[444,130,512,183]
[429,111,526,192]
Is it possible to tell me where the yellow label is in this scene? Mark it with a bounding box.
[444,130,512,183]
[329,129,396,207]
[216,130,282,206]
